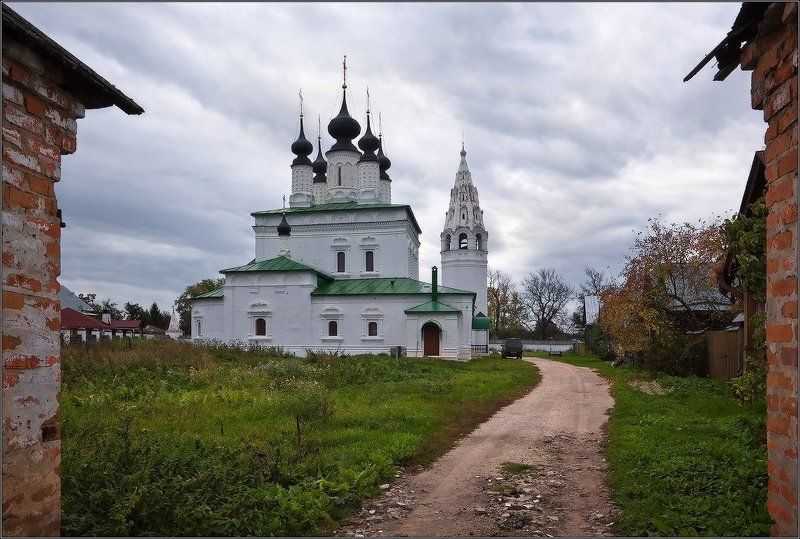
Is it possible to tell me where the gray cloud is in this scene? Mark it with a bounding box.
[10,2,763,308]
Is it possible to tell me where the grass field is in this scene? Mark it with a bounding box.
[61,341,539,536]
[553,353,771,536]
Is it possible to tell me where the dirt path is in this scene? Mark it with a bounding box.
[337,357,617,537]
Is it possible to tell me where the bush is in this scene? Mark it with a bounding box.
[280,380,334,451]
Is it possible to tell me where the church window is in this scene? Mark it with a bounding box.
[476,233,483,250]
[459,233,468,249]
[337,165,342,186]
[337,251,346,273]
[368,321,378,337]
[328,320,338,337]
[444,234,451,251]
[196,319,202,336]
[462,213,465,221]
[255,318,266,336]
[365,250,374,272]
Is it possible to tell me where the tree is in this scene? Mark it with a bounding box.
[124,302,146,321]
[145,302,170,330]
[176,278,225,336]
[579,266,614,299]
[599,215,731,372]
[488,269,514,332]
[520,268,573,340]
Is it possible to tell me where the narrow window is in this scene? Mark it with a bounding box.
[459,233,468,249]
[368,321,378,337]
[196,319,202,336]
[337,251,346,273]
[255,318,266,336]
[365,250,374,272]
[328,320,338,337]
[476,233,482,251]
[444,234,451,251]
[338,165,342,186]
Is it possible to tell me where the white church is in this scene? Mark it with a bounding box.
[191,70,490,359]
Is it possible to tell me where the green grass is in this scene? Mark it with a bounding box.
[553,353,770,536]
[61,340,539,536]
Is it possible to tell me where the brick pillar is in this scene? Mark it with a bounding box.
[2,40,83,536]
[742,3,799,536]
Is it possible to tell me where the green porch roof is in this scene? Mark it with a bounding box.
[193,287,224,299]
[472,313,490,330]
[220,256,333,280]
[404,300,461,314]
[251,202,422,234]
[311,277,474,297]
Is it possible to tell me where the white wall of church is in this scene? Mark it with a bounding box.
[191,298,225,340]
[254,209,420,278]
[191,274,474,359]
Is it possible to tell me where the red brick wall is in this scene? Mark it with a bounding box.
[742,3,799,536]
[2,38,84,536]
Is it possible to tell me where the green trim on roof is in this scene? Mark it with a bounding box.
[405,300,461,314]
[311,277,475,297]
[220,255,333,280]
[472,315,491,330]
[193,287,224,299]
[252,202,422,234]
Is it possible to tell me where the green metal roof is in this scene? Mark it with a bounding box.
[193,287,224,299]
[311,277,474,297]
[472,314,491,330]
[251,202,422,234]
[220,255,333,280]
[405,300,462,314]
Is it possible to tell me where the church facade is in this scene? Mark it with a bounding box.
[191,73,489,359]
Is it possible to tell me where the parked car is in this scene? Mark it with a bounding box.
[501,338,523,359]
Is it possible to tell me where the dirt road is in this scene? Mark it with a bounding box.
[338,357,617,537]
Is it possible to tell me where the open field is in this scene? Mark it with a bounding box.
[60,341,539,536]
[553,353,771,536]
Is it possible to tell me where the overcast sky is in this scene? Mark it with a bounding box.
[12,2,763,310]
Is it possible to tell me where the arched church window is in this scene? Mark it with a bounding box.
[328,320,338,337]
[445,234,451,251]
[365,251,374,272]
[459,233,468,250]
[368,321,378,336]
[337,165,342,186]
[476,234,483,251]
[337,251,346,273]
[255,318,266,336]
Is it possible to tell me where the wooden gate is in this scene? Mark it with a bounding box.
[706,329,743,380]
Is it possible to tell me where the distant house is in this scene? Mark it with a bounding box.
[60,307,143,344]
[717,151,766,353]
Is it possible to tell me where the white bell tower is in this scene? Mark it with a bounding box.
[440,144,488,315]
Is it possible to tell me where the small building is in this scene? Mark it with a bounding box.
[60,308,143,344]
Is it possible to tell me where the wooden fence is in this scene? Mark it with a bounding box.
[706,328,744,380]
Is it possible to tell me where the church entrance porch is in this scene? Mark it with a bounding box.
[422,322,440,356]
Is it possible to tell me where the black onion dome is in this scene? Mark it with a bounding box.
[312,137,327,183]
[358,114,380,162]
[378,137,391,181]
[327,92,361,152]
[291,116,313,166]
[277,213,291,236]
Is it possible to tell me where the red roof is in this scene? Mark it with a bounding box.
[110,319,141,330]
[60,308,107,330]
[60,309,142,331]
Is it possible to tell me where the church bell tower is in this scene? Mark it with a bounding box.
[440,144,488,315]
